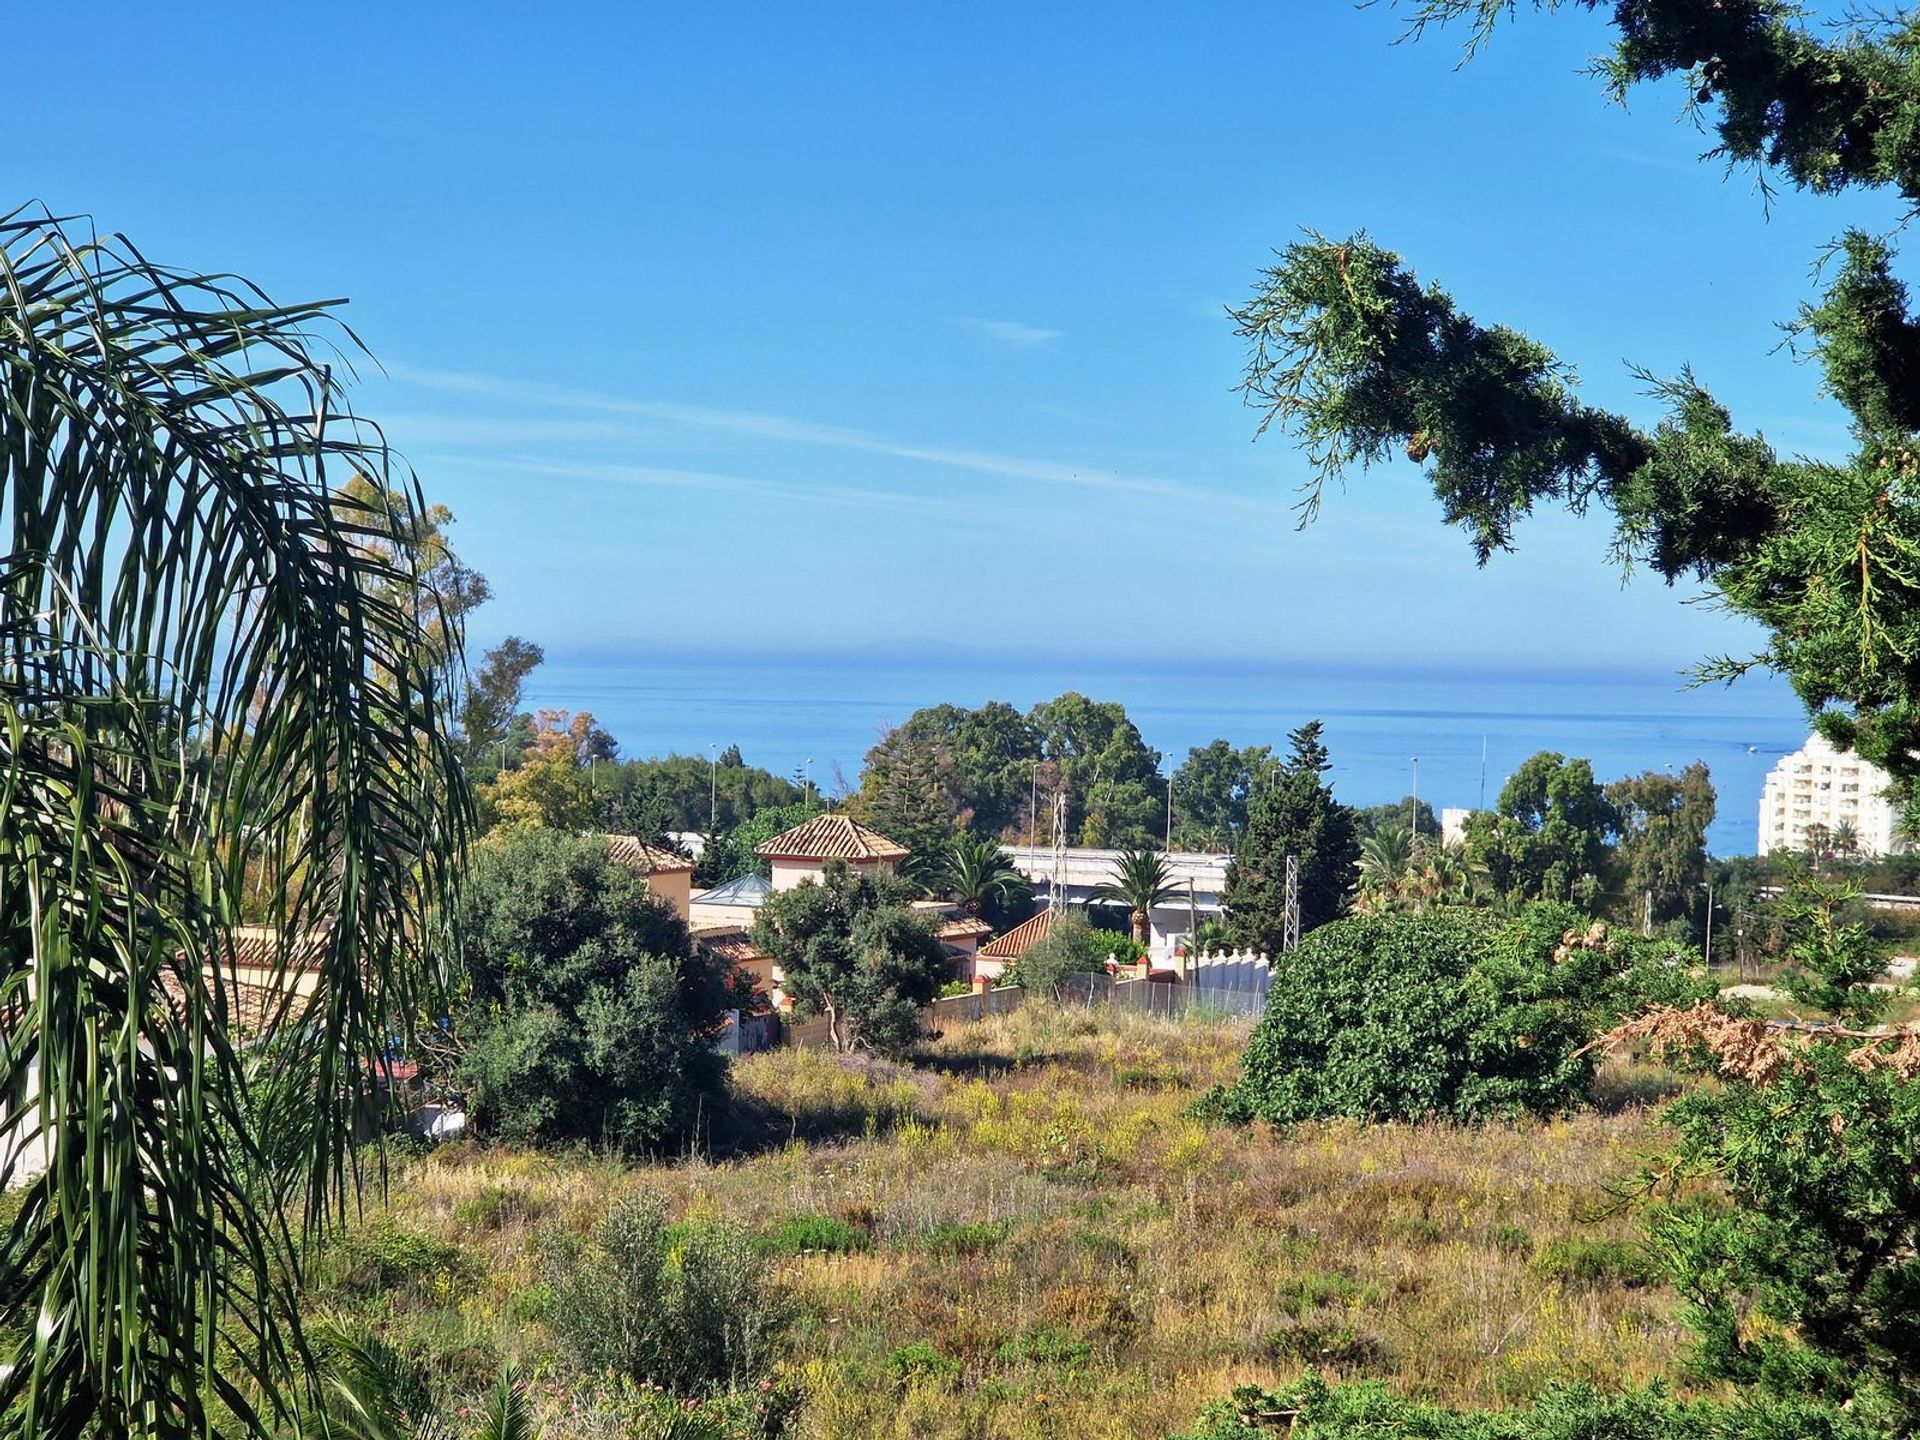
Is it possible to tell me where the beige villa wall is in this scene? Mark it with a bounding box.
[769,856,890,892]
[646,869,692,920]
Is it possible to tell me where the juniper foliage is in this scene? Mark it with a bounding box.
[1233,1,1920,818]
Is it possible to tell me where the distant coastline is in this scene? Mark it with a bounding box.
[521,650,1807,859]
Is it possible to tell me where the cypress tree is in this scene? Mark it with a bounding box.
[1224,720,1358,952]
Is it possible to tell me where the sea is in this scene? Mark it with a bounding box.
[527,653,1814,860]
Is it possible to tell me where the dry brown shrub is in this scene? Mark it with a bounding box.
[1590,1001,1920,1086]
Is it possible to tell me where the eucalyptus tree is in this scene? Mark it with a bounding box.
[0,208,469,1437]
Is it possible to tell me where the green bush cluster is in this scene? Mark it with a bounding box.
[1002,909,1142,998]
[455,830,743,1155]
[914,1220,1007,1256]
[1651,1043,1920,1433]
[887,1340,962,1387]
[1216,904,1708,1125]
[543,1193,785,1394]
[1529,1237,1656,1290]
[752,1212,871,1257]
[322,1222,464,1300]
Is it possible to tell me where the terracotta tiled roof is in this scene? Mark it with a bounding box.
[935,916,995,941]
[694,926,772,967]
[605,834,695,874]
[163,926,332,1042]
[979,909,1054,959]
[756,813,909,862]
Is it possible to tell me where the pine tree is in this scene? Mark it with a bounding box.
[1223,721,1359,951]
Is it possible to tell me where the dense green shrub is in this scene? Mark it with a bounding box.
[1004,909,1138,997]
[1530,1237,1657,1290]
[451,1182,543,1231]
[323,1222,464,1300]
[456,829,746,1154]
[914,1221,1008,1256]
[887,1340,962,1386]
[544,1193,784,1393]
[1169,1375,1876,1440]
[1650,1042,1920,1433]
[1219,904,1707,1125]
[752,860,952,1056]
[753,1213,871,1257]
[994,1325,1091,1367]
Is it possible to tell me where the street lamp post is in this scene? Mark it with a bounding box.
[1165,762,1174,851]
[1409,755,1419,838]
[1702,882,1715,967]
[708,743,718,835]
[804,758,813,807]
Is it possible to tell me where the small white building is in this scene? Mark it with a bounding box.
[997,845,1228,953]
[1758,733,1901,857]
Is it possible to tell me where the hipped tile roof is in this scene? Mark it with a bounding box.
[605,834,696,875]
[756,813,909,862]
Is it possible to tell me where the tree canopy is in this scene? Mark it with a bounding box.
[847,691,1171,855]
[751,861,952,1056]
[1464,752,1618,910]
[1172,740,1282,848]
[455,830,740,1154]
[1608,762,1717,928]
[1223,721,1360,949]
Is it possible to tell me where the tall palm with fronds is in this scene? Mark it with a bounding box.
[1416,835,1479,907]
[1091,847,1179,946]
[1354,823,1416,912]
[939,833,1030,917]
[0,208,468,1437]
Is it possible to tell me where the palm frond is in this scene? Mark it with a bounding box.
[1089,847,1179,910]
[0,206,469,1438]
[470,1369,540,1440]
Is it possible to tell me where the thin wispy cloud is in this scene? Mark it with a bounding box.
[384,361,1296,517]
[431,451,978,521]
[950,316,1061,347]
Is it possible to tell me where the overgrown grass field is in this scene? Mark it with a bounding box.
[316,1006,1689,1439]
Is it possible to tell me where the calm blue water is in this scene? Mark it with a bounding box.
[526,653,1811,858]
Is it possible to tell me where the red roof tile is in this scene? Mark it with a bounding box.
[755,813,909,862]
[979,909,1054,959]
[605,834,695,874]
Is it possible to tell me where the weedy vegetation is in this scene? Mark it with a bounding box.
[311,1003,1690,1439]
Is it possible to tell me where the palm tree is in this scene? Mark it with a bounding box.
[1831,818,1862,864]
[1355,823,1416,910]
[940,833,1030,917]
[1416,835,1478,906]
[1091,847,1179,946]
[0,208,469,1437]
[315,1318,541,1440]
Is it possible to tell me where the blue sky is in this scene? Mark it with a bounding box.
[6,3,1899,675]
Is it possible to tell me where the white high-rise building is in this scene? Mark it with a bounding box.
[1758,733,1900,857]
